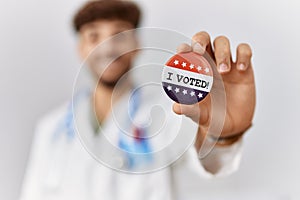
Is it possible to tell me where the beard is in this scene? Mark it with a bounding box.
[95,60,132,89]
[87,49,135,89]
[98,76,121,88]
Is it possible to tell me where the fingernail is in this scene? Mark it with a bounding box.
[193,42,205,54]
[238,63,247,71]
[219,63,229,73]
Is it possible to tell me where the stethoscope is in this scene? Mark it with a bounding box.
[42,89,90,190]
[117,88,152,169]
[43,88,152,190]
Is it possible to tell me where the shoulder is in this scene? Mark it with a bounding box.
[38,102,68,125]
[34,102,70,142]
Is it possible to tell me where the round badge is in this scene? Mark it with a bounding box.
[162,52,213,105]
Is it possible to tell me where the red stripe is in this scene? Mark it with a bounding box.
[165,52,213,76]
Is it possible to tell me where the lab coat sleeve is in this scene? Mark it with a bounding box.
[198,137,244,177]
[19,105,67,200]
[19,119,49,200]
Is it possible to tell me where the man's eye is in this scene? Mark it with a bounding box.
[114,33,133,43]
[114,34,126,42]
[88,33,99,44]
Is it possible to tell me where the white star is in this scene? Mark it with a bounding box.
[205,67,210,73]
[182,62,187,67]
[167,85,172,91]
[175,88,180,93]
[189,64,194,69]
[174,60,179,65]
[197,66,202,71]
[182,89,187,95]
[190,91,195,96]
[198,93,203,98]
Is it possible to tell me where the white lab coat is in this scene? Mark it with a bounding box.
[19,86,243,200]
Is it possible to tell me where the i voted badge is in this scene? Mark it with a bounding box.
[162,52,213,105]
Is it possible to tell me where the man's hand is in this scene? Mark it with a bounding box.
[173,31,256,148]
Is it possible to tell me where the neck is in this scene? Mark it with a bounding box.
[92,75,132,125]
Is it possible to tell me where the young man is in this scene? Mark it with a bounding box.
[20,1,255,199]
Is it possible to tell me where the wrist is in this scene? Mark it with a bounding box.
[208,132,244,147]
[208,124,252,147]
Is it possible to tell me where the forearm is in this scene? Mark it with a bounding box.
[195,126,247,175]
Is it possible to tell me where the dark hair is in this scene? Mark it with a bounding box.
[73,0,141,32]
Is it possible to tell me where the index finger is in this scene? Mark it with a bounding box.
[192,31,213,56]
[176,43,192,53]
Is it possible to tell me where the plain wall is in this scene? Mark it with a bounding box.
[0,0,299,200]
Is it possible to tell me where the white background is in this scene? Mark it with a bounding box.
[0,0,299,200]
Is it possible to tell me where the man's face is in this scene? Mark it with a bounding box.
[78,19,138,86]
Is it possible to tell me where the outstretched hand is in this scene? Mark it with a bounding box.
[172,31,256,147]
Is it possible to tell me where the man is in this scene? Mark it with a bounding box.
[20,0,255,199]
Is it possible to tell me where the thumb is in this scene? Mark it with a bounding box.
[172,103,201,123]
